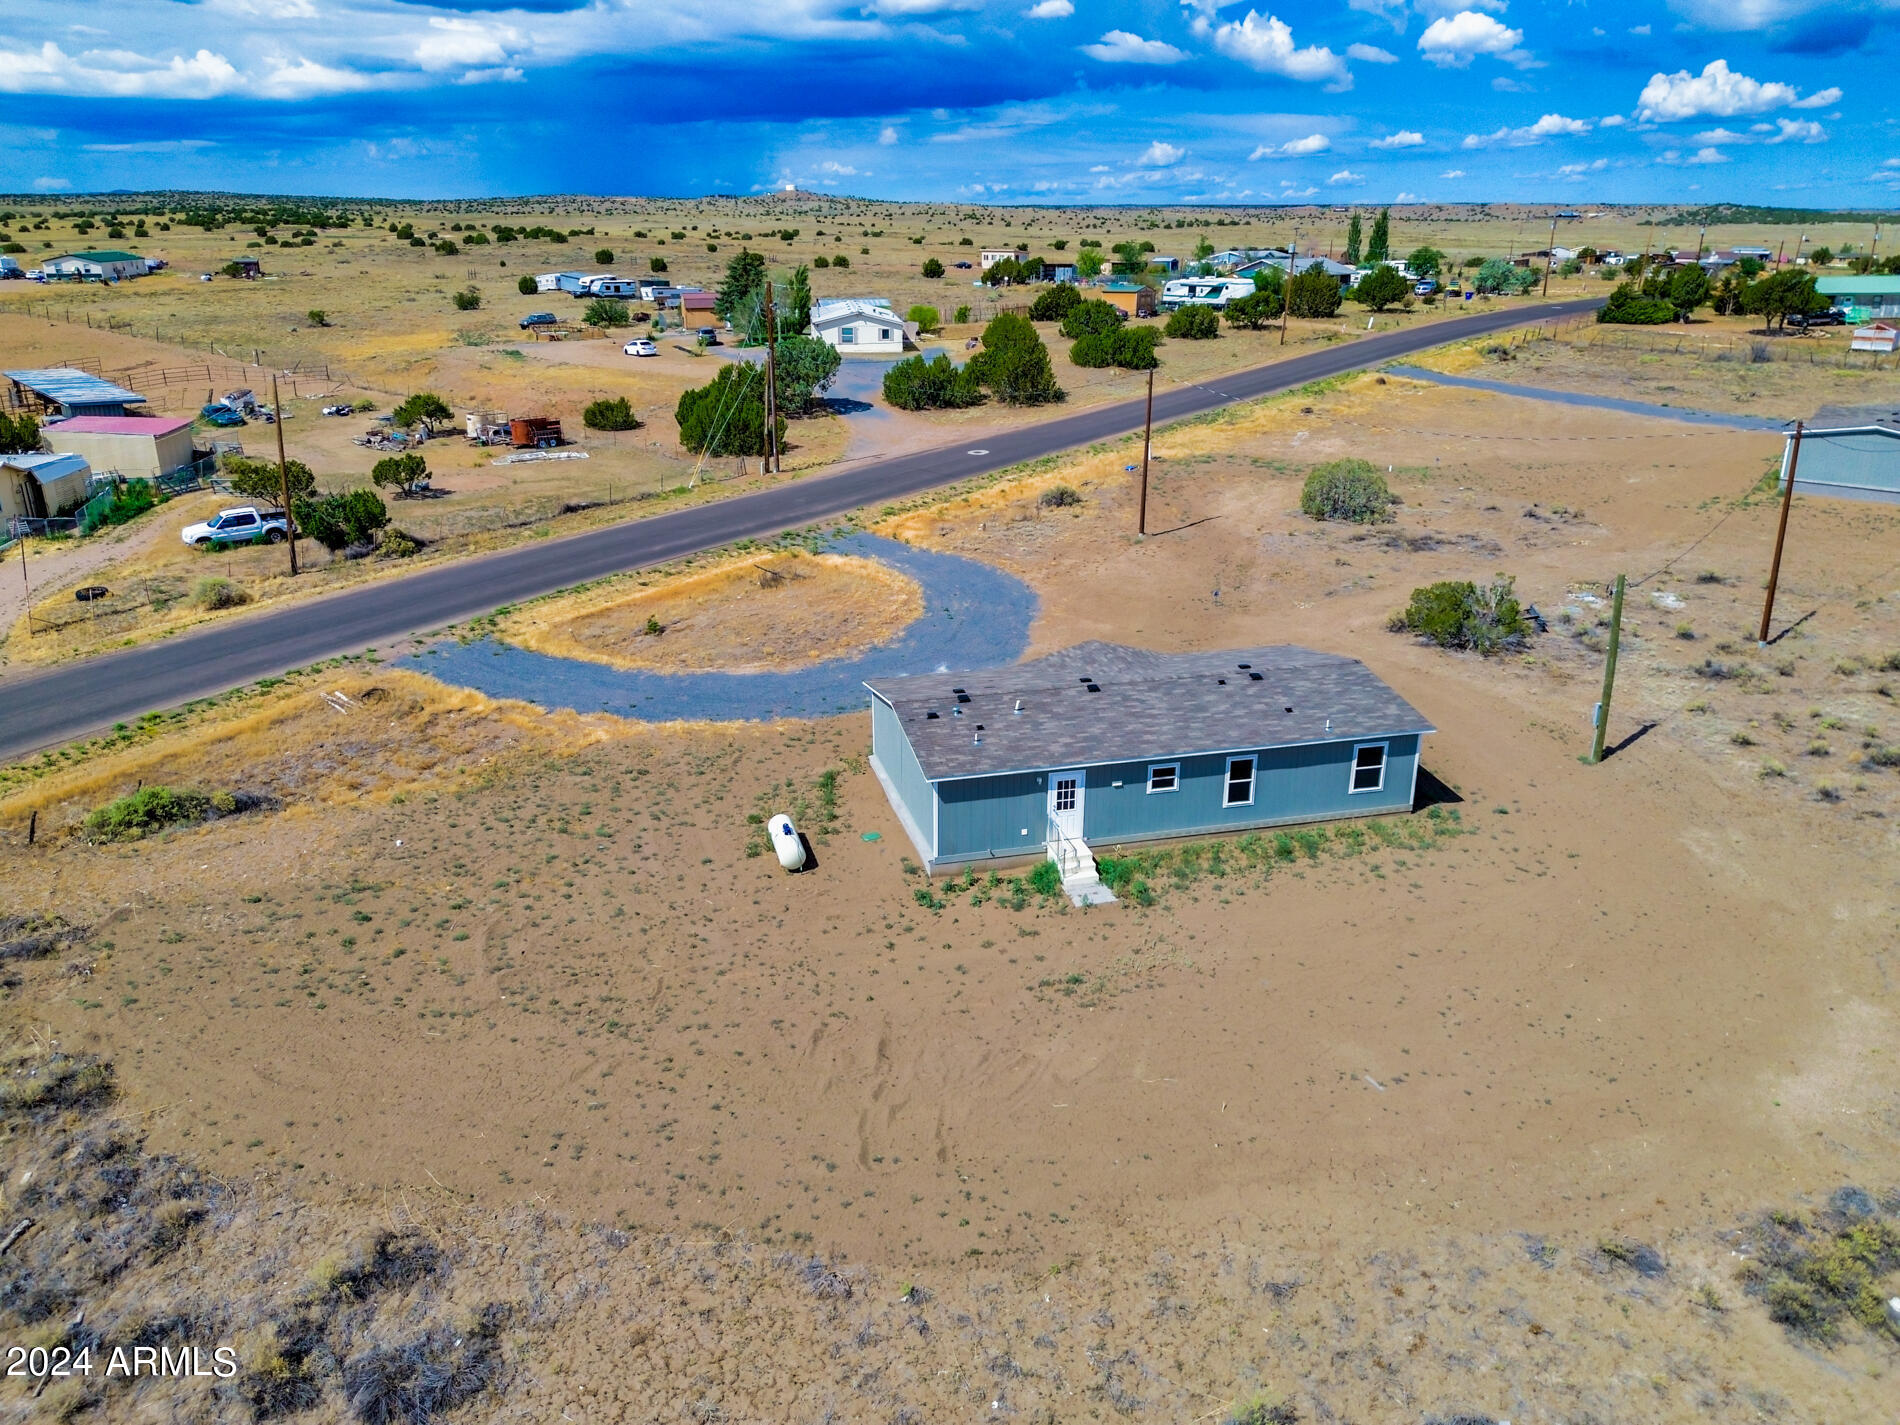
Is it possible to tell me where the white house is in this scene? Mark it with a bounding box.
[43,250,148,282]
[980,248,1026,269]
[809,299,912,354]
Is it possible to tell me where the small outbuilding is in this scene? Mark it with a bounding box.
[668,291,719,330]
[4,367,147,417]
[809,298,910,353]
[1851,322,1899,354]
[43,415,196,478]
[867,642,1433,876]
[1782,406,1900,504]
[1098,282,1157,318]
[0,452,92,522]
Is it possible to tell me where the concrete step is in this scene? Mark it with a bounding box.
[1048,839,1117,907]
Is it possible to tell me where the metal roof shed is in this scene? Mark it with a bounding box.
[4,368,147,417]
[866,642,1434,875]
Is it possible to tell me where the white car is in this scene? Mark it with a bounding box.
[623,338,658,357]
[180,506,288,548]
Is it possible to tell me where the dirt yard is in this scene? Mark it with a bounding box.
[1,342,1897,1420]
[496,548,923,674]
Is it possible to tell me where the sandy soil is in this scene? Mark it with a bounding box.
[2,343,1898,1419]
[497,549,923,674]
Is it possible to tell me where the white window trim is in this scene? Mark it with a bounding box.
[1349,740,1388,795]
[1222,754,1256,808]
[841,326,856,343]
[1146,762,1179,795]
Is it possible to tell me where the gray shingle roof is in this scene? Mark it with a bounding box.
[1810,405,1900,432]
[867,642,1434,781]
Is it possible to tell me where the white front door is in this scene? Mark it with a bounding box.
[1047,770,1084,843]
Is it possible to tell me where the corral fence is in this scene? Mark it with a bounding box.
[1501,312,1898,371]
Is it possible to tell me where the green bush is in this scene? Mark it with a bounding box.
[1353,265,1411,311]
[921,257,944,278]
[582,396,642,431]
[1299,458,1394,524]
[1069,326,1160,370]
[1164,304,1221,339]
[1059,298,1125,340]
[1038,484,1082,508]
[967,312,1064,405]
[1598,279,1682,325]
[293,488,390,551]
[451,286,481,310]
[1225,290,1281,328]
[1392,576,1530,654]
[583,298,630,328]
[1028,283,1083,322]
[369,452,430,496]
[83,786,212,841]
[379,528,422,558]
[193,576,251,610]
[675,363,785,456]
[906,304,940,333]
[516,274,537,295]
[1285,266,1342,318]
[1474,257,1538,295]
[953,304,972,325]
[882,353,983,410]
[1026,860,1062,897]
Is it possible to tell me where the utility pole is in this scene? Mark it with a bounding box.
[1758,421,1803,645]
[762,280,779,475]
[1137,367,1154,537]
[1694,224,1706,263]
[1792,232,1806,266]
[1542,211,1559,297]
[1583,573,1627,765]
[1873,223,1883,265]
[1279,237,1294,346]
[271,374,297,576]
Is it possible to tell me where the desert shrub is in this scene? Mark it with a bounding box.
[1474,258,1539,295]
[953,303,972,324]
[967,312,1063,405]
[921,257,944,278]
[1740,1210,1900,1340]
[84,786,212,840]
[675,363,785,456]
[1028,283,1083,322]
[515,274,536,295]
[1165,304,1221,339]
[882,353,983,411]
[1069,326,1160,370]
[1227,1394,1300,1425]
[1393,576,1530,654]
[1060,298,1125,339]
[293,489,390,552]
[1354,265,1412,311]
[0,1054,114,1121]
[193,576,251,610]
[1300,458,1394,523]
[92,478,162,529]
[369,452,430,496]
[583,297,630,328]
[905,304,940,333]
[1285,266,1343,318]
[1225,289,1282,328]
[1598,280,1677,325]
[582,396,641,431]
[451,286,481,311]
[1038,484,1082,508]
[379,529,422,558]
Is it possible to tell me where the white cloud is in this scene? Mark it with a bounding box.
[820,160,860,174]
[1659,146,1729,165]
[1439,168,1466,177]
[82,138,214,153]
[1691,126,1752,144]
[1491,75,1532,92]
[32,176,71,191]
[258,55,378,97]
[878,124,900,144]
[1394,191,1418,202]
[1629,23,1652,35]
[1768,117,1826,143]
[1328,168,1365,184]
[1369,129,1425,149]
[414,17,517,73]
[1278,132,1331,155]
[1209,11,1351,87]
[864,0,982,12]
[454,66,523,85]
[1025,0,1073,14]
[1558,158,1608,175]
[1137,140,1187,166]
[1081,29,1187,63]
[0,41,243,98]
[1599,113,1628,127]
[1414,0,1506,14]
[1882,157,1900,169]
[1346,42,1398,62]
[1636,59,1804,122]
[1792,86,1841,109]
[1463,113,1590,147]
[1418,11,1528,68]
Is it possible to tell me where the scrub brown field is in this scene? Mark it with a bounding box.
[497,548,924,674]
[1,352,1897,1421]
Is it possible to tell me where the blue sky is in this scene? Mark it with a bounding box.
[0,0,1889,203]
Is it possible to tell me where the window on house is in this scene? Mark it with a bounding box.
[879,327,892,340]
[1147,763,1178,794]
[841,326,855,343]
[1350,743,1387,794]
[1224,756,1255,807]
[1053,779,1077,813]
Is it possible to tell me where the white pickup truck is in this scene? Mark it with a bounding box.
[180,506,289,548]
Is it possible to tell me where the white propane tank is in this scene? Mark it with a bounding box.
[769,813,807,871]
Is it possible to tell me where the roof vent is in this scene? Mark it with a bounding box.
[1249,671,1264,681]
[1077,677,1092,685]
[1325,717,1333,734]
[1217,678,1227,685]
[956,693,971,704]
[973,729,982,745]
[952,706,963,717]
[1013,699,1023,715]
[1085,682,1101,693]
[1237,662,1251,670]
[925,710,940,720]
[1284,706,1293,714]
[952,686,966,694]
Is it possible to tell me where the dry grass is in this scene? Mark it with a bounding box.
[495,548,922,673]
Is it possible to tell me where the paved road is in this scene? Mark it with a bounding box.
[0,298,1599,761]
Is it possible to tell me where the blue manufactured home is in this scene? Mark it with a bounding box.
[867,642,1434,875]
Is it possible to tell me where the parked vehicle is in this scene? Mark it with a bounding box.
[623,338,658,357]
[180,506,288,548]
[695,326,719,345]
[199,403,246,427]
[519,312,558,329]
[954,261,973,269]
[321,403,355,417]
[1789,308,1847,328]
[1414,279,1438,296]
